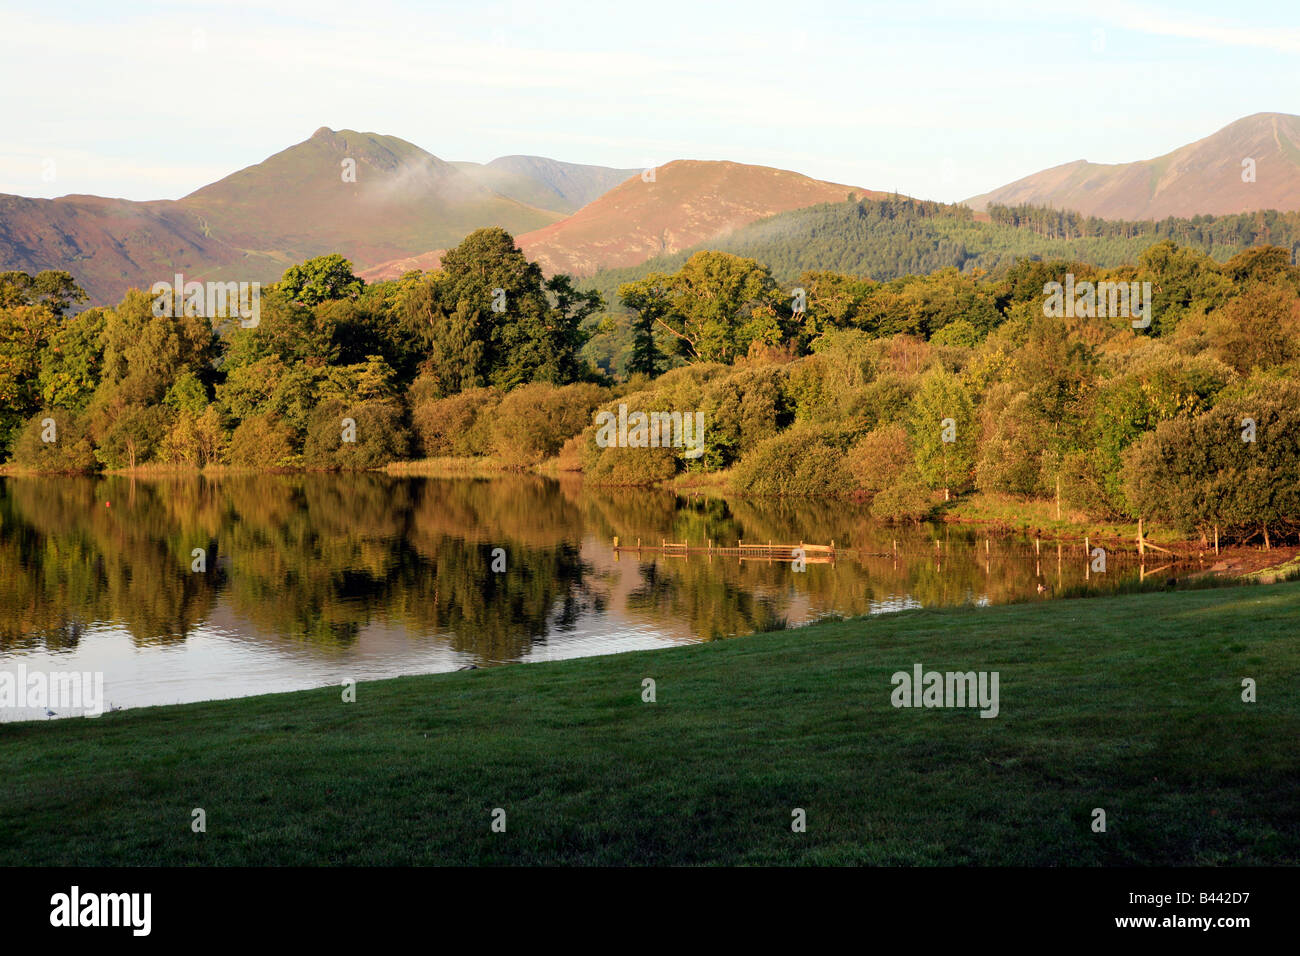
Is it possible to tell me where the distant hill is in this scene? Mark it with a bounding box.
[180,128,561,268]
[451,156,639,214]
[586,195,1300,294]
[0,128,574,305]
[0,192,281,307]
[515,160,881,276]
[966,113,1300,220]
[360,159,881,282]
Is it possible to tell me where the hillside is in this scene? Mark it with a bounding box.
[586,194,1300,293]
[361,159,881,283]
[514,160,881,276]
[966,112,1300,219]
[451,155,639,214]
[0,129,572,305]
[0,193,283,306]
[179,128,562,270]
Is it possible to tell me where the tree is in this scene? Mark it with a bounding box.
[1209,284,1300,374]
[0,270,86,315]
[644,252,789,364]
[1121,382,1300,543]
[398,228,594,393]
[908,368,976,500]
[620,276,669,376]
[278,254,364,306]
[847,424,913,495]
[38,307,106,412]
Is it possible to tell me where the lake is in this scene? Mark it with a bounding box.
[0,473,1164,718]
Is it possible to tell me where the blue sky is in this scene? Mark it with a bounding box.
[1,0,1298,202]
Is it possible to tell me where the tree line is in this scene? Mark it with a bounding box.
[3,226,1300,544]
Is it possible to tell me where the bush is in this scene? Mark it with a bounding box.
[556,435,584,472]
[580,426,679,485]
[302,399,410,469]
[489,382,608,468]
[870,480,933,522]
[699,366,791,468]
[846,424,913,494]
[228,414,297,467]
[410,387,500,458]
[8,411,97,472]
[929,319,982,348]
[729,426,855,497]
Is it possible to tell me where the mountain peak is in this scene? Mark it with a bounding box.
[965,112,1300,219]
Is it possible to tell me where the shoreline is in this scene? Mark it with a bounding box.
[4,460,1298,577]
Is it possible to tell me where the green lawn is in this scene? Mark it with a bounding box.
[3,583,1298,865]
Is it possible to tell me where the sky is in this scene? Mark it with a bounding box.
[1,0,1298,203]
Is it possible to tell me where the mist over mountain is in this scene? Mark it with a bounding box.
[451,156,640,214]
[6,114,1300,307]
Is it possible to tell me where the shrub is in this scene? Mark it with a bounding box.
[930,319,983,348]
[729,426,855,497]
[580,426,679,485]
[846,424,913,494]
[489,382,608,468]
[699,366,791,468]
[410,387,500,458]
[870,480,933,522]
[302,399,410,469]
[8,411,97,472]
[228,414,297,467]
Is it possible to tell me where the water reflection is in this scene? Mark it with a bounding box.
[0,473,1167,715]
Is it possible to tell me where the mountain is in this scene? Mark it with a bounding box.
[451,156,639,214]
[360,159,881,282]
[515,160,881,276]
[965,113,1300,220]
[180,128,562,267]
[0,193,280,306]
[0,128,571,305]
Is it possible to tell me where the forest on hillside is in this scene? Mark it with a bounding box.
[2,225,1299,546]
[579,197,1300,376]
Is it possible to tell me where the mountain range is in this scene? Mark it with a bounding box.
[4,113,1300,306]
[966,113,1300,219]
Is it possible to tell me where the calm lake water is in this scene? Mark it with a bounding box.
[0,473,1163,719]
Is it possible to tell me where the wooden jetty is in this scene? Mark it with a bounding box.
[612,537,837,563]
[611,530,1197,564]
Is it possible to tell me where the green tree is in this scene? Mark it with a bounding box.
[907,368,976,500]
[278,254,364,306]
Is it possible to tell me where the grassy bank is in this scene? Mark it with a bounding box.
[2,583,1298,865]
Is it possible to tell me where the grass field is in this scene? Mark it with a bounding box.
[2,582,1298,865]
